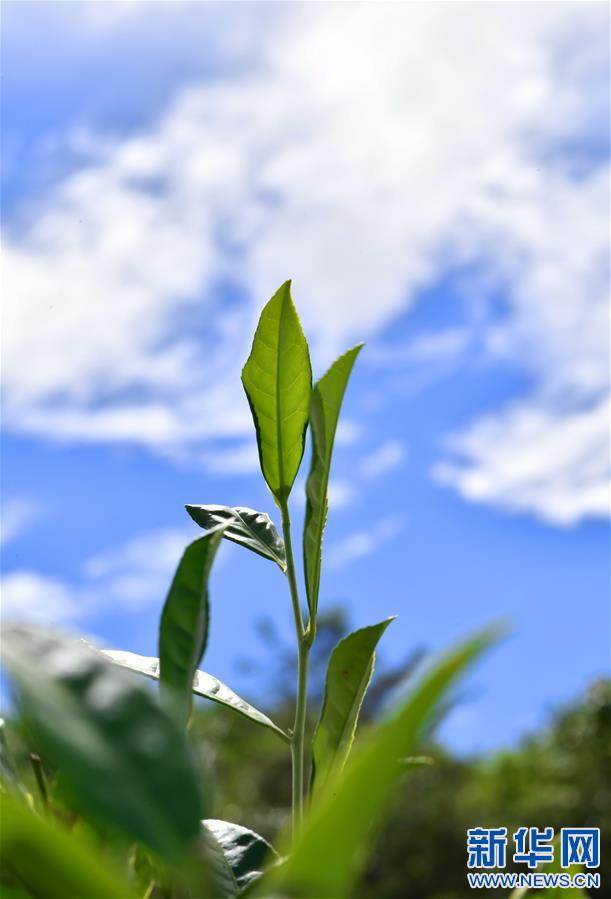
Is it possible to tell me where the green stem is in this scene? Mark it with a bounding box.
[29,752,48,808]
[292,642,309,833]
[280,500,310,839]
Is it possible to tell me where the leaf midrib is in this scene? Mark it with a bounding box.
[275,298,287,495]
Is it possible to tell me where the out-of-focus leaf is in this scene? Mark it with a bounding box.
[186,505,286,571]
[102,649,290,743]
[311,617,394,796]
[2,625,204,860]
[401,755,434,767]
[0,887,30,899]
[303,345,362,619]
[0,719,20,789]
[253,627,500,899]
[159,529,225,724]
[242,281,312,506]
[0,792,134,898]
[201,819,278,896]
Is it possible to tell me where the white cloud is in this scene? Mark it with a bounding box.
[1,526,198,626]
[2,4,608,519]
[327,516,403,571]
[1,571,80,624]
[435,398,610,526]
[370,328,472,370]
[0,500,40,547]
[360,440,407,480]
[201,443,260,476]
[327,479,356,511]
[435,161,609,523]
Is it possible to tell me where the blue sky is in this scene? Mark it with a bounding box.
[1,2,609,753]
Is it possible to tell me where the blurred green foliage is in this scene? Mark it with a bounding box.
[2,611,608,897]
[187,611,611,898]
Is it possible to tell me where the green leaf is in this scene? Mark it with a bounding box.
[186,505,286,571]
[201,819,278,896]
[0,793,135,899]
[311,617,394,796]
[159,529,225,724]
[102,649,291,743]
[0,718,21,789]
[1,625,204,860]
[242,281,312,506]
[0,887,30,899]
[253,627,501,899]
[303,344,362,618]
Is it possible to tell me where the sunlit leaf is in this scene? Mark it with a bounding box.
[242,281,312,506]
[253,627,500,899]
[102,650,290,743]
[311,617,394,795]
[186,505,286,571]
[0,793,135,899]
[202,819,278,897]
[1,625,204,860]
[159,528,225,724]
[303,344,362,619]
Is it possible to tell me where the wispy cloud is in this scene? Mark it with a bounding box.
[3,4,608,521]
[1,526,198,626]
[434,398,610,526]
[327,480,356,511]
[327,516,403,571]
[0,499,41,547]
[360,440,407,480]
[1,571,80,623]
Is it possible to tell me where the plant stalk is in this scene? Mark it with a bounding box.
[29,752,48,808]
[280,500,310,839]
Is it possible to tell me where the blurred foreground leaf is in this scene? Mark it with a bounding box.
[0,793,134,898]
[2,625,204,860]
[253,627,500,898]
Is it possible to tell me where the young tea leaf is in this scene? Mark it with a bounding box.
[303,345,362,619]
[241,281,312,506]
[311,617,394,796]
[102,649,290,743]
[159,528,225,724]
[0,793,135,899]
[201,819,278,896]
[253,627,500,899]
[1,625,204,861]
[185,505,286,571]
